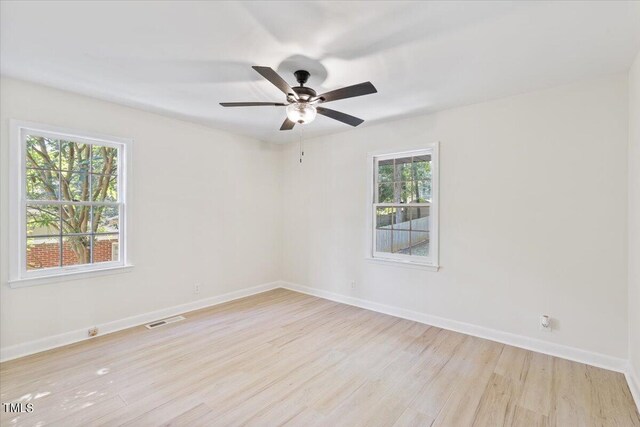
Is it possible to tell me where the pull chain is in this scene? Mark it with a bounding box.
[299,126,305,164]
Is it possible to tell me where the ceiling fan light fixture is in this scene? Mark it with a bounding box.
[286,102,317,124]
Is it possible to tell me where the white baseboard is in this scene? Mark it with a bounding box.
[0,281,280,362]
[279,281,628,374]
[626,364,640,412]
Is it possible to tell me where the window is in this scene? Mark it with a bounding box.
[9,121,130,285]
[371,146,439,267]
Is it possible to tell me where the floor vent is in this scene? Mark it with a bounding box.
[145,315,186,329]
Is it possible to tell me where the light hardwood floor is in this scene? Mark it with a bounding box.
[1,288,638,426]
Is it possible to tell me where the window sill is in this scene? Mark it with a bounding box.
[8,264,134,288]
[365,257,440,272]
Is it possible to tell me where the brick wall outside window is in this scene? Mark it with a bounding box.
[27,238,118,269]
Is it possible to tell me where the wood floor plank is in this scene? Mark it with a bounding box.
[159,402,214,427]
[393,407,435,427]
[471,373,518,426]
[430,338,505,426]
[1,289,638,427]
[511,405,550,427]
[518,352,554,416]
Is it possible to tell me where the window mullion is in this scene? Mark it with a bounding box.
[409,204,413,256]
[90,206,94,264]
[374,158,379,204]
[24,199,120,207]
[58,203,63,267]
[376,203,430,207]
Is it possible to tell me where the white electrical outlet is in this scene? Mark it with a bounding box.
[540,314,551,331]
[350,280,356,289]
[194,283,201,295]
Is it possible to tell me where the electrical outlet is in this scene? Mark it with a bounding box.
[88,327,98,337]
[540,315,552,332]
[350,280,356,289]
[194,283,201,295]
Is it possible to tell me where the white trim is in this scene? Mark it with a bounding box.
[366,143,440,269]
[626,363,640,412]
[279,281,628,373]
[8,120,133,285]
[364,257,439,271]
[8,120,132,146]
[0,281,280,362]
[8,264,134,288]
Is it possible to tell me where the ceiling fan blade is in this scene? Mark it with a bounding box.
[316,107,364,127]
[252,66,298,99]
[280,118,296,131]
[220,102,286,107]
[315,82,377,103]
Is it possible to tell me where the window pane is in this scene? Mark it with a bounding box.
[26,169,59,200]
[378,181,412,204]
[412,156,431,181]
[394,182,403,203]
[395,156,413,182]
[377,160,393,182]
[27,205,60,237]
[26,136,60,170]
[61,205,92,234]
[377,206,413,230]
[415,180,431,203]
[393,206,410,230]
[27,236,61,270]
[377,227,412,253]
[376,207,394,228]
[91,174,118,202]
[400,181,414,203]
[376,229,393,253]
[93,234,119,263]
[393,230,411,253]
[408,206,430,231]
[376,207,414,254]
[92,145,118,175]
[62,235,92,266]
[60,140,91,173]
[93,206,119,233]
[409,231,429,256]
[395,231,429,256]
[60,171,91,201]
[377,183,394,203]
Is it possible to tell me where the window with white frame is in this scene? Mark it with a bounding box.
[9,122,129,285]
[372,147,438,266]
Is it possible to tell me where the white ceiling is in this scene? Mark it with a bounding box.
[2,1,640,143]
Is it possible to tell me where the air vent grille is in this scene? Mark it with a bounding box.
[145,315,186,329]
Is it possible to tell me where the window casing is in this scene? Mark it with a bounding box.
[9,121,131,286]
[371,146,439,267]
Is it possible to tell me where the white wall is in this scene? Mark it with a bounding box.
[629,51,640,395]
[282,74,629,359]
[1,73,633,369]
[0,77,283,352]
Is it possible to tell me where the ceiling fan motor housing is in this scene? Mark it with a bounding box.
[291,86,317,102]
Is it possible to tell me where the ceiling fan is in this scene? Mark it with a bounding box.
[220,66,377,130]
